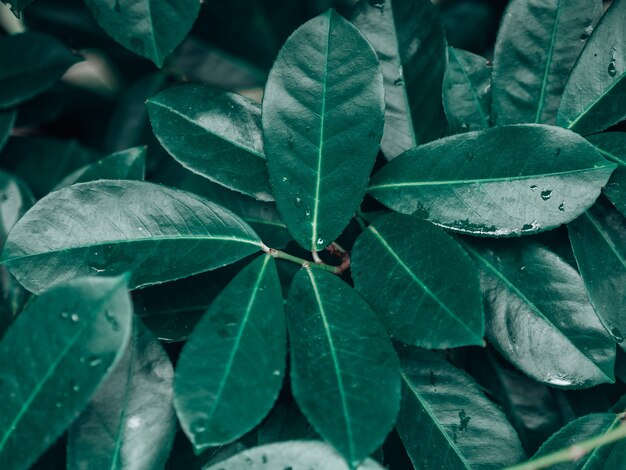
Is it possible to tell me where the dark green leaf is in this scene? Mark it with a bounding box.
[586,132,626,216]
[352,0,448,158]
[83,0,200,67]
[461,237,616,388]
[256,402,318,445]
[557,0,626,134]
[54,146,146,190]
[351,213,484,348]
[568,198,626,349]
[2,180,262,294]
[443,47,491,132]
[0,32,80,109]
[369,124,616,237]
[203,441,385,470]
[0,110,16,153]
[287,268,400,464]
[396,348,525,469]
[147,85,272,201]
[262,9,384,252]
[67,319,176,470]
[533,413,626,469]
[174,255,285,450]
[0,276,133,470]
[491,0,603,125]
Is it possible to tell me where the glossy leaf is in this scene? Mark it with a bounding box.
[67,319,176,470]
[461,237,616,388]
[204,441,385,470]
[287,268,400,464]
[147,85,272,201]
[586,132,626,216]
[83,0,200,67]
[443,47,491,132]
[557,0,626,134]
[174,255,286,450]
[0,110,16,153]
[262,9,384,252]
[53,146,146,190]
[369,124,616,237]
[2,180,262,294]
[396,348,525,469]
[0,32,80,109]
[533,413,626,468]
[0,276,133,470]
[351,213,484,348]
[352,0,448,158]
[491,0,603,125]
[568,198,626,350]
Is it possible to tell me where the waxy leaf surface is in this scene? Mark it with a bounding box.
[262,9,384,252]
[2,180,262,294]
[369,124,615,237]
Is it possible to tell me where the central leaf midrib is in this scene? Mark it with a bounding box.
[583,211,626,270]
[534,0,561,123]
[450,48,489,128]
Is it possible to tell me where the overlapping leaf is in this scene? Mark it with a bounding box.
[587,132,626,216]
[0,110,15,152]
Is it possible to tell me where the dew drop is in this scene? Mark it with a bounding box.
[316,238,325,247]
[191,420,207,434]
[273,369,281,376]
[304,209,311,219]
[460,123,469,132]
[90,266,106,273]
[138,227,143,231]
[458,409,471,432]
[55,401,62,408]
[429,370,437,389]
[281,176,288,182]
[608,61,617,77]
[530,185,538,191]
[554,147,561,157]
[540,189,552,201]
[60,311,70,320]
[609,325,624,343]
[71,313,80,322]
[105,310,120,331]
[294,196,302,208]
[73,385,80,392]
[393,77,402,86]
[466,151,474,161]
[368,0,385,7]
[89,357,103,367]
[580,25,593,41]
[559,202,565,211]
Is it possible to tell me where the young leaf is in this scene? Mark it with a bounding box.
[287,268,401,465]
[1,180,262,294]
[0,110,16,153]
[396,348,525,469]
[351,213,484,348]
[0,276,133,470]
[53,146,146,190]
[461,237,616,388]
[147,85,273,201]
[443,47,491,132]
[369,124,616,237]
[204,441,385,470]
[67,319,176,470]
[174,255,286,450]
[557,0,626,134]
[491,0,603,125]
[352,0,448,158]
[262,9,384,253]
[568,198,626,349]
[586,132,626,217]
[0,32,80,109]
[533,413,626,468]
[83,0,200,67]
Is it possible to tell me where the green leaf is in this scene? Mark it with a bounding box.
[262,9,384,252]
[352,0,448,158]
[203,441,385,470]
[147,85,272,201]
[53,146,146,190]
[369,124,616,237]
[67,319,176,470]
[0,110,16,153]
[396,348,526,469]
[491,0,603,125]
[287,268,400,464]
[351,213,484,348]
[586,132,626,217]
[83,0,200,67]
[174,255,285,450]
[557,0,626,134]
[568,198,626,350]
[0,275,133,470]
[461,237,616,388]
[533,413,626,469]
[1,180,262,294]
[443,47,491,132]
[0,32,80,109]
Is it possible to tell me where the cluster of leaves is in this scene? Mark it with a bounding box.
[0,0,626,469]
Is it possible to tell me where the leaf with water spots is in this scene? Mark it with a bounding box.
[262,9,384,253]
[369,124,616,237]
[0,276,133,470]
[287,268,400,465]
[174,255,285,451]
[1,180,262,294]
[396,348,525,469]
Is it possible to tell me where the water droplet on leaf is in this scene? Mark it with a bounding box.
[89,357,102,367]
[540,189,552,200]
[294,197,302,208]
